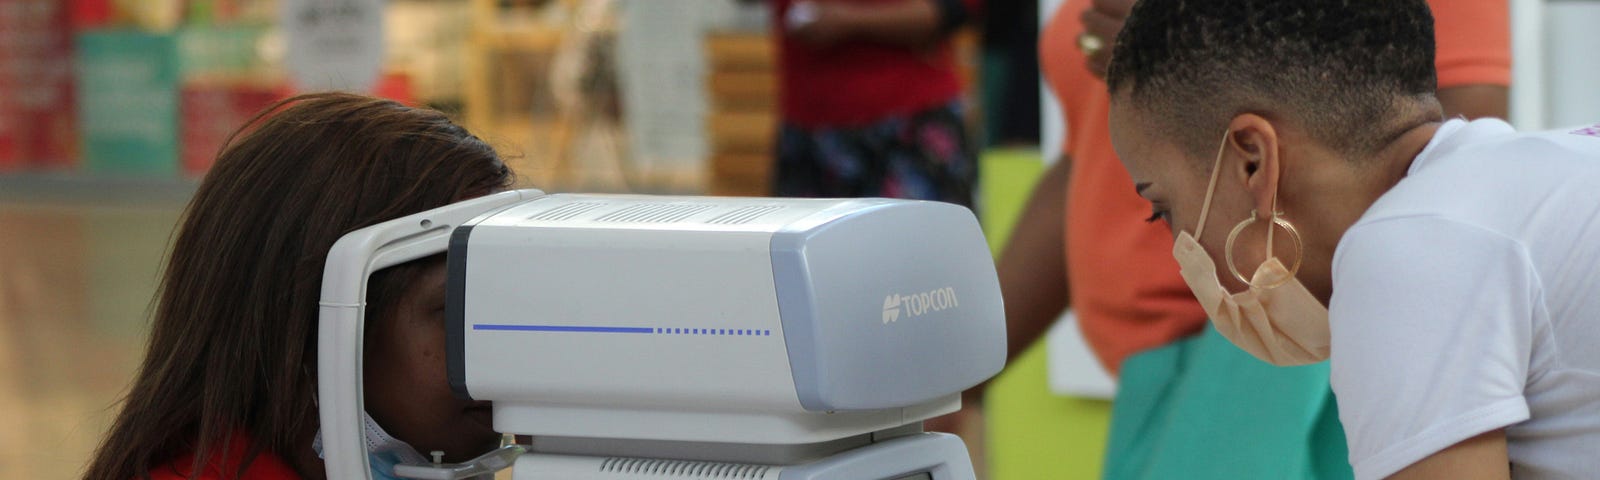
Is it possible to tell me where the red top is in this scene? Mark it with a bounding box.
[148,435,301,480]
[773,0,978,128]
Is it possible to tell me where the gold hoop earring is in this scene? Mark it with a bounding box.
[1224,210,1304,288]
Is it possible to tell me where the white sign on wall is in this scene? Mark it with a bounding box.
[1040,0,1066,165]
[1544,1,1600,128]
[281,0,385,93]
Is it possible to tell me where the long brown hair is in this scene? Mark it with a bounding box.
[84,93,514,480]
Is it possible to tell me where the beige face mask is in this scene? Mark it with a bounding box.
[1170,132,1330,366]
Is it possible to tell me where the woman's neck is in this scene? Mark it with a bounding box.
[1330,121,1439,238]
[1294,119,1442,303]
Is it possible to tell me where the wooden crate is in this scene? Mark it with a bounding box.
[706,32,775,71]
[708,70,776,111]
[704,31,776,197]
[706,111,776,156]
[710,152,769,178]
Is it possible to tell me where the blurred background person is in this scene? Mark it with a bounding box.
[770,0,982,208]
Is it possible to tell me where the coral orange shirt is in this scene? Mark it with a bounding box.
[1040,0,1509,374]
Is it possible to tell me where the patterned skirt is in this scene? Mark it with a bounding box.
[774,102,977,210]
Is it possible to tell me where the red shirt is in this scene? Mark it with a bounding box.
[773,0,977,128]
[149,435,300,480]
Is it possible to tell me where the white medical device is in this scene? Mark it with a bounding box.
[319,189,1006,480]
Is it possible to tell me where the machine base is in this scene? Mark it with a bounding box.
[511,432,976,480]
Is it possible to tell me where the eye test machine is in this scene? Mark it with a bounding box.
[319,189,1006,480]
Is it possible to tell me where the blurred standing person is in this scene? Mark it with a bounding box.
[978,0,1040,147]
[772,0,981,208]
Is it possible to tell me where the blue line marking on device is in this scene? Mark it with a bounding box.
[473,324,655,334]
[477,324,776,338]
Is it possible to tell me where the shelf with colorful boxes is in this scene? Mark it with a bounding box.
[2,2,417,187]
[1,0,289,182]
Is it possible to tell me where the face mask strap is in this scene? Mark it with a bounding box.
[1194,130,1231,238]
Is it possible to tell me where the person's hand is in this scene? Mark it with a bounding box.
[1079,0,1135,79]
[786,1,857,48]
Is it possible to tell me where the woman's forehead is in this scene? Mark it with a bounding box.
[1109,104,1181,171]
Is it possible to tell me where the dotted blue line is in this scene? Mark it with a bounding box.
[652,327,773,336]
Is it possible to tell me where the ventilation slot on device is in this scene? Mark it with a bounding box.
[598,457,772,479]
[705,205,785,225]
[529,202,609,221]
[595,204,716,223]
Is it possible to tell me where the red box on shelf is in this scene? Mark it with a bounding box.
[179,80,291,177]
[69,0,111,30]
[0,0,78,172]
[373,72,417,107]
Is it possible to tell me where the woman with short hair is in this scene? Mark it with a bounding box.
[1107,1,1600,478]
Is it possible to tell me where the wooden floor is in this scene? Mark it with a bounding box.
[0,202,181,479]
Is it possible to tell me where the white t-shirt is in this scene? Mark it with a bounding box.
[1330,118,1600,480]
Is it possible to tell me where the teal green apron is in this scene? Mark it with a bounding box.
[1104,325,1352,479]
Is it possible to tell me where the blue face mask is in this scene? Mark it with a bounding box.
[365,448,408,480]
[313,411,432,480]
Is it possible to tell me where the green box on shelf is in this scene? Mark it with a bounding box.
[76,29,180,176]
[177,24,271,78]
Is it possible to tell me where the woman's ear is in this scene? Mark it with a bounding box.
[1227,114,1281,219]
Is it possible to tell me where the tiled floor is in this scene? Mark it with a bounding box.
[0,202,181,479]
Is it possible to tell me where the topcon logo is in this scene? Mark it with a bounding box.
[882,287,960,324]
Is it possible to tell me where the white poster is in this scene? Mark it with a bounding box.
[281,0,385,93]
[1545,2,1600,127]
[1040,0,1066,165]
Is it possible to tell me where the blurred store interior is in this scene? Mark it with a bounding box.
[3,0,1598,478]
[0,0,1048,477]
